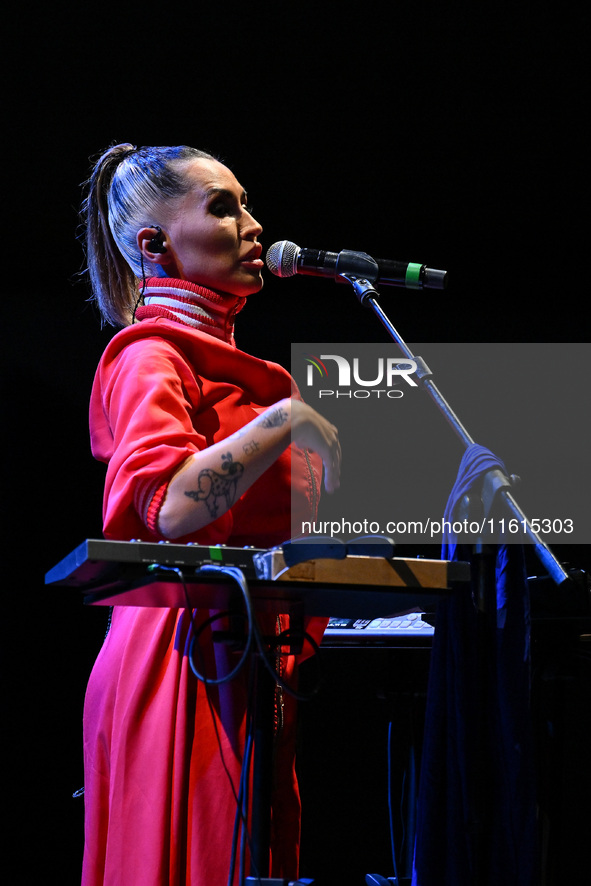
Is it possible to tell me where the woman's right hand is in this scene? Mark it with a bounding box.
[290,398,341,493]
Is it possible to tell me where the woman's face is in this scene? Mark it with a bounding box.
[159,158,264,297]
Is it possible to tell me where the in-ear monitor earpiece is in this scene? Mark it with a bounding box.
[148,225,166,254]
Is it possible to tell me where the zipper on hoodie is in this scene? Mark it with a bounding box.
[304,448,318,519]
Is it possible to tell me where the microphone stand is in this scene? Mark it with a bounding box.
[341,274,569,886]
[340,273,570,587]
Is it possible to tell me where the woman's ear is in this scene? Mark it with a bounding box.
[137,226,175,268]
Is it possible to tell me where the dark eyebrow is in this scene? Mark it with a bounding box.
[204,186,248,204]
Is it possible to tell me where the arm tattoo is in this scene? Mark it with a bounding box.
[261,407,288,429]
[242,439,260,455]
[184,452,244,519]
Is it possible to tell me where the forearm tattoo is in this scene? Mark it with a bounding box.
[261,407,288,429]
[184,452,244,518]
[183,407,287,519]
[242,439,260,455]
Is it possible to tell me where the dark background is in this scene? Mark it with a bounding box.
[4,3,589,883]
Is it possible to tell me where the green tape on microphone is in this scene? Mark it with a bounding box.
[405,262,422,289]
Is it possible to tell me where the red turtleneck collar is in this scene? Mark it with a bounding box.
[134,277,247,345]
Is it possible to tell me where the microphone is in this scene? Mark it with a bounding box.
[266,240,447,290]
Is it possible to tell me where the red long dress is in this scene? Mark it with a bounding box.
[81,280,323,886]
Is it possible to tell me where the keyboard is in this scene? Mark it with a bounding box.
[322,611,435,647]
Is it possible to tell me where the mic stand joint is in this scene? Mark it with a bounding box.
[339,273,380,306]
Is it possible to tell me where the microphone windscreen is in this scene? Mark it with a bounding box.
[265,240,299,277]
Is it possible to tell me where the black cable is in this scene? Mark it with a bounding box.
[190,564,322,702]
[149,561,323,884]
[387,721,401,885]
[186,565,255,684]
[227,653,258,886]
[132,254,148,323]
[149,564,256,882]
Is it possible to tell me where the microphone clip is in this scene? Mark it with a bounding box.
[340,274,381,305]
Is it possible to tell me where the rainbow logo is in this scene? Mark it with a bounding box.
[305,355,329,380]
